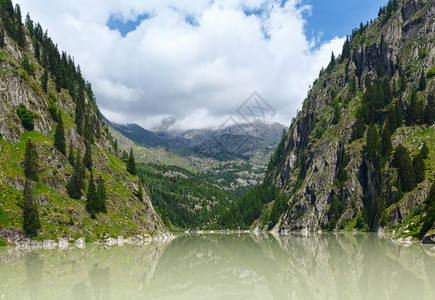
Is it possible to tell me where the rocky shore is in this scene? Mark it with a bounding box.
[0,228,175,250]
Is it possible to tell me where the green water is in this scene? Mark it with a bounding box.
[0,233,434,299]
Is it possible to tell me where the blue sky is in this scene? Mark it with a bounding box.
[302,0,387,44]
[107,0,387,43]
[19,0,389,129]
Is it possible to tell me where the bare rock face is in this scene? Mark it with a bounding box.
[421,231,435,244]
[0,11,168,242]
[265,0,435,234]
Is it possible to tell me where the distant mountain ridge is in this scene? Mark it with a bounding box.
[109,120,287,160]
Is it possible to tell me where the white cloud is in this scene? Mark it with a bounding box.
[18,0,344,130]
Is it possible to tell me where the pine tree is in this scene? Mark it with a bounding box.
[24,139,39,182]
[412,153,425,184]
[419,181,435,237]
[420,142,429,159]
[365,124,378,160]
[393,100,403,130]
[393,145,416,192]
[406,91,418,125]
[424,93,434,125]
[22,179,41,237]
[137,183,143,200]
[380,126,392,157]
[399,76,407,93]
[83,142,92,171]
[419,71,426,91]
[14,4,26,48]
[84,116,94,144]
[68,141,75,166]
[86,172,98,218]
[41,69,48,93]
[67,154,84,199]
[75,88,85,135]
[341,37,351,61]
[127,148,137,175]
[0,26,4,48]
[54,110,66,155]
[351,117,365,141]
[97,176,107,213]
[332,102,341,125]
[329,51,335,70]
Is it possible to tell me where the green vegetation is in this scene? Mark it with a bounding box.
[22,179,41,237]
[218,183,284,229]
[67,154,85,199]
[127,148,137,175]
[419,181,435,238]
[85,173,106,218]
[24,139,39,182]
[16,104,35,131]
[54,110,66,155]
[137,163,235,229]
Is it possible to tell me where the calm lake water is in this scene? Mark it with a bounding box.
[0,233,434,300]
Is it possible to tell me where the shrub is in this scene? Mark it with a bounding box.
[16,104,35,131]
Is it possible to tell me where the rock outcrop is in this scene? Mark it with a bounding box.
[263,0,434,236]
[0,5,167,242]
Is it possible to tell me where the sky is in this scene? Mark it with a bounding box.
[17,0,386,130]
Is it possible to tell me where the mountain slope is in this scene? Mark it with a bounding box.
[258,0,434,237]
[110,120,286,161]
[0,1,167,243]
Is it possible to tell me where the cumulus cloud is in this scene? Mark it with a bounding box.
[18,0,344,130]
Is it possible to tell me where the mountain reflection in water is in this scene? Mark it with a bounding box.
[0,233,434,299]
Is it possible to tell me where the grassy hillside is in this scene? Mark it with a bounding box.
[0,1,166,244]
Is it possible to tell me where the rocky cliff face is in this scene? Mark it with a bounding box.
[0,7,167,243]
[264,0,434,235]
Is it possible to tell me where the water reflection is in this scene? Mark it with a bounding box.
[0,234,434,299]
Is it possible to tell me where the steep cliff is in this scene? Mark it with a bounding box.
[261,0,434,237]
[0,2,167,243]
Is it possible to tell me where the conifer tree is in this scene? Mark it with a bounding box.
[412,153,425,184]
[380,126,392,157]
[424,93,434,125]
[127,148,137,175]
[0,26,4,48]
[393,144,416,192]
[406,91,418,125]
[86,172,98,218]
[75,88,85,135]
[67,154,84,199]
[351,117,365,141]
[341,37,351,61]
[137,182,143,201]
[332,102,341,125]
[419,71,426,91]
[389,100,403,131]
[68,141,75,166]
[97,176,107,213]
[329,51,335,70]
[22,179,41,237]
[54,110,66,155]
[398,76,406,93]
[41,69,48,93]
[84,117,94,144]
[121,150,128,163]
[24,139,39,182]
[14,4,25,48]
[419,181,435,237]
[365,124,378,160]
[420,142,429,159]
[83,142,92,171]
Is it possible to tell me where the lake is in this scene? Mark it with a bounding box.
[0,233,434,299]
